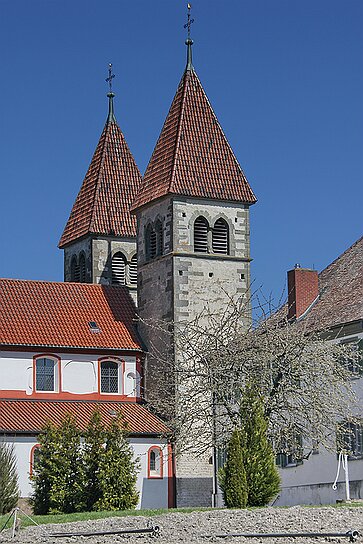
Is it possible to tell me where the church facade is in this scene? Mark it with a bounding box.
[0,34,256,508]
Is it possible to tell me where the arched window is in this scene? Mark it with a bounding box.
[155,220,163,257]
[212,218,229,255]
[71,256,80,282]
[129,254,137,285]
[79,253,86,283]
[30,444,41,476]
[148,446,163,478]
[35,356,58,392]
[145,224,157,261]
[112,252,126,285]
[194,216,209,253]
[100,360,119,394]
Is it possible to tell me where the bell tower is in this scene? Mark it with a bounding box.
[132,12,257,507]
[59,65,142,301]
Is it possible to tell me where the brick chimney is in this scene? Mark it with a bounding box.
[287,265,319,320]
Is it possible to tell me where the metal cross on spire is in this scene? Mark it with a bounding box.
[184,3,194,40]
[106,63,115,94]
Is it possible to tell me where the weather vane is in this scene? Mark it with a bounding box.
[184,3,194,40]
[106,63,115,93]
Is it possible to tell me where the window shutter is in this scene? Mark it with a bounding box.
[194,217,208,253]
[112,252,126,285]
[212,218,229,254]
[155,220,163,256]
[129,254,137,285]
[71,257,80,282]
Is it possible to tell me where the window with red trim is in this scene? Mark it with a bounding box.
[148,446,163,478]
[35,356,59,392]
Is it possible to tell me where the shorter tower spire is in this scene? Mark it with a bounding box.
[106,63,116,123]
[184,3,194,71]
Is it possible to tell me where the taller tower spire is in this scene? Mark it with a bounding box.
[106,63,116,124]
[184,3,194,71]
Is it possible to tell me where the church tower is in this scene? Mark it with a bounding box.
[59,66,142,301]
[132,16,257,507]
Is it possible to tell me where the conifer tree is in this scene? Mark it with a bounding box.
[83,410,106,511]
[32,416,85,514]
[240,383,280,506]
[222,429,247,508]
[95,417,139,511]
[0,442,19,514]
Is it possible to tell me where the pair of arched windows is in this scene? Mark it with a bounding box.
[194,217,229,255]
[111,253,137,286]
[71,253,86,282]
[145,220,163,261]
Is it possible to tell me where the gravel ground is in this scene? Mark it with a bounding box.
[1,506,362,544]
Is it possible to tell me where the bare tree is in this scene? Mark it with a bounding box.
[140,291,359,459]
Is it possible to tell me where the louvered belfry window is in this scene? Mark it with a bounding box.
[129,254,137,285]
[212,218,229,255]
[155,220,163,256]
[71,256,80,282]
[100,361,119,393]
[194,216,209,253]
[145,224,156,261]
[79,253,86,283]
[112,252,126,285]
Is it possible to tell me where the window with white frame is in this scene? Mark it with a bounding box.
[100,360,120,394]
[276,433,303,468]
[148,446,163,478]
[340,338,363,377]
[35,357,58,392]
[337,420,363,459]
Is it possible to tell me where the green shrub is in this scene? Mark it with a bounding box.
[222,429,247,508]
[240,383,280,506]
[0,442,19,514]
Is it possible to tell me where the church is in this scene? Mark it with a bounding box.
[0,25,256,508]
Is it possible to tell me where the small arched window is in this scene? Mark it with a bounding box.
[100,360,119,394]
[194,216,209,253]
[112,252,126,285]
[148,446,163,478]
[79,253,86,283]
[212,218,229,255]
[155,220,163,257]
[71,256,80,282]
[30,444,41,476]
[129,254,137,285]
[35,357,58,392]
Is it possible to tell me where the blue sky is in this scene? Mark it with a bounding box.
[0,0,362,305]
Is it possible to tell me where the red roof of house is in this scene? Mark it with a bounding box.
[0,399,169,435]
[304,235,363,331]
[0,279,141,351]
[132,67,257,211]
[59,99,142,248]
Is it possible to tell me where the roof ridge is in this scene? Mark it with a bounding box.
[169,70,190,193]
[89,121,112,233]
[319,235,363,277]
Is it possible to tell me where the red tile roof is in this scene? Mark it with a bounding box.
[59,111,142,248]
[0,399,170,435]
[0,279,141,351]
[304,236,363,331]
[132,67,257,211]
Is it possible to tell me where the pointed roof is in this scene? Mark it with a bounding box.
[132,56,256,211]
[59,95,142,248]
